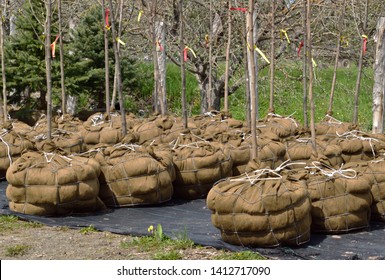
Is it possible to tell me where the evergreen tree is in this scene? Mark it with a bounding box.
[5,0,58,109]
[65,4,108,109]
[65,4,139,111]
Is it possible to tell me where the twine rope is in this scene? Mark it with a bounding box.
[306,161,357,179]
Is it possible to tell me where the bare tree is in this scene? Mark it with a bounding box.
[102,0,111,117]
[45,0,53,140]
[269,0,276,114]
[372,17,385,133]
[247,0,257,160]
[328,0,346,117]
[108,0,127,136]
[110,0,124,113]
[0,0,7,121]
[307,0,316,153]
[223,0,231,113]
[179,0,187,128]
[353,0,369,125]
[57,0,66,115]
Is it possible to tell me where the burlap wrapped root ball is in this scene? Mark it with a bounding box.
[98,144,175,207]
[257,114,300,139]
[283,137,344,169]
[172,142,233,199]
[5,151,105,216]
[207,169,312,247]
[34,130,86,154]
[328,131,383,163]
[132,115,176,145]
[354,160,385,222]
[55,114,83,132]
[306,162,373,233]
[79,113,124,149]
[0,129,34,178]
[315,115,357,136]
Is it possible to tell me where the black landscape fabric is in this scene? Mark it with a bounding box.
[0,181,384,260]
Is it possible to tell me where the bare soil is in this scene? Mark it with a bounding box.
[0,222,225,260]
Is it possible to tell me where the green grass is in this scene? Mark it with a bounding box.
[0,215,42,233]
[215,250,267,260]
[79,225,98,235]
[135,61,374,131]
[5,244,30,257]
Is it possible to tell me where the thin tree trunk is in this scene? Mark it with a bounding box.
[179,0,187,129]
[302,0,308,129]
[243,18,251,128]
[208,0,213,111]
[307,0,316,153]
[372,17,385,134]
[353,0,368,125]
[269,0,276,114]
[247,0,257,160]
[0,0,7,121]
[102,0,110,117]
[45,0,52,141]
[156,20,167,115]
[58,0,66,115]
[108,0,127,136]
[152,0,160,114]
[328,0,346,116]
[110,0,123,112]
[252,5,259,120]
[223,0,231,113]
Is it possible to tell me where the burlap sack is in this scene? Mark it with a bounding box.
[80,113,124,149]
[244,132,286,170]
[30,114,59,138]
[207,169,311,247]
[284,138,344,169]
[172,141,233,199]
[98,144,175,207]
[34,130,85,154]
[347,160,385,222]
[257,114,300,138]
[327,131,383,163]
[132,115,176,145]
[55,114,83,132]
[0,129,34,178]
[306,161,372,233]
[315,115,357,136]
[6,151,105,216]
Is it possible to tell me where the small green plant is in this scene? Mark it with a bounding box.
[215,250,267,260]
[79,225,97,235]
[0,215,42,232]
[148,224,165,241]
[5,244,30,257]
[154,250,183,260]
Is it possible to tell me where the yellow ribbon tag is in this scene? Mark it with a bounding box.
[185,46,197,58]
[340,36,349,47]
[255,46,270,64]
[312,57,317,68]
[116,38,126,46]
[138,10,143,22]
[280,29,290,43]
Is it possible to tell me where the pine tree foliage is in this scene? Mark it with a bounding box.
[5,0,58,108]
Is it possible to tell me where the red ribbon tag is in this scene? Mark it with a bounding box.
[156,41,164,52]
[363,36,368,55]
[230,7,247,13]
[298,41,304,57]
[105,8,110,30]
[50,35,59,58]
[183,47,188,62]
